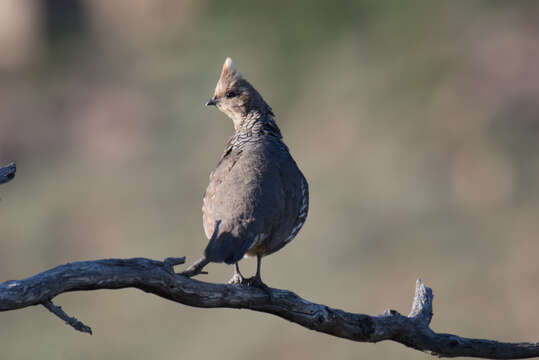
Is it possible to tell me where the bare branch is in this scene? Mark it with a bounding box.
[42,300,92,334]
[0,257,538,359]
[0,162,16,184]
[163,256,187,272]
[179,256,210,277]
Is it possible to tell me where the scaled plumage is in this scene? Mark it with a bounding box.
[203,58,309,284]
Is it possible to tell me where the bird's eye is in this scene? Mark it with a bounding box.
[225,90,237,98]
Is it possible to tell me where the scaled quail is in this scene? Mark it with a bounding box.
[202,58,309,285]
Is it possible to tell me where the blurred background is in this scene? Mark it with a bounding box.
[1,0,539,359]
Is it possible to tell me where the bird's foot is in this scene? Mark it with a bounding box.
[228,272,245,284]
[227,274,272,300]
[242,276,272,300]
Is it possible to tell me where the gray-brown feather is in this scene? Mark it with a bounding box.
[203,116,308,264]
[203,59,308,265]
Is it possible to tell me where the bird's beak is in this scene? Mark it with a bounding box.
[205,96,217,106]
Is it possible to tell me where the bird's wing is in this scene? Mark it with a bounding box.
[264,146,309,254]
[203,142,284,264]
[202,141,240,239]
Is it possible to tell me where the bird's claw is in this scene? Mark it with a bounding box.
[228,273,245,284]
[229,275,272,300]
[248,277,273,300]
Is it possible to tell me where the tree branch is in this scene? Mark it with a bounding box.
[0,162,16,184]
[0,257,537,359]
[42,299,92,334]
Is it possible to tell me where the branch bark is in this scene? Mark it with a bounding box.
[0,162,16,184]
[0,257,537,359]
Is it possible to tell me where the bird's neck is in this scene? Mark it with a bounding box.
[232,111,282,143]
[236,111,263,130]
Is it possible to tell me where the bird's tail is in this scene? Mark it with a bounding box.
[204,220,252,264]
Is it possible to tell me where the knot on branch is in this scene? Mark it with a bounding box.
[408,279,433,326]
[162,257,186,273]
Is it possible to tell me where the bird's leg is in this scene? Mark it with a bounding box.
[253,254,263,284]
[228,262,245,284]
[228,256,272,299]
[241,254,264,286]
[244,254,272,299]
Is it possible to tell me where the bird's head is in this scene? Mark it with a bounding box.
[206,58,272,130]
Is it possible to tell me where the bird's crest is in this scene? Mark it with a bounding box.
[215,57,241,96]
[222,57,237,77]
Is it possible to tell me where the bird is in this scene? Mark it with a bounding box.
[201,57,309,286]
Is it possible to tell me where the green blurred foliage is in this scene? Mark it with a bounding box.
[1,1,539,359]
